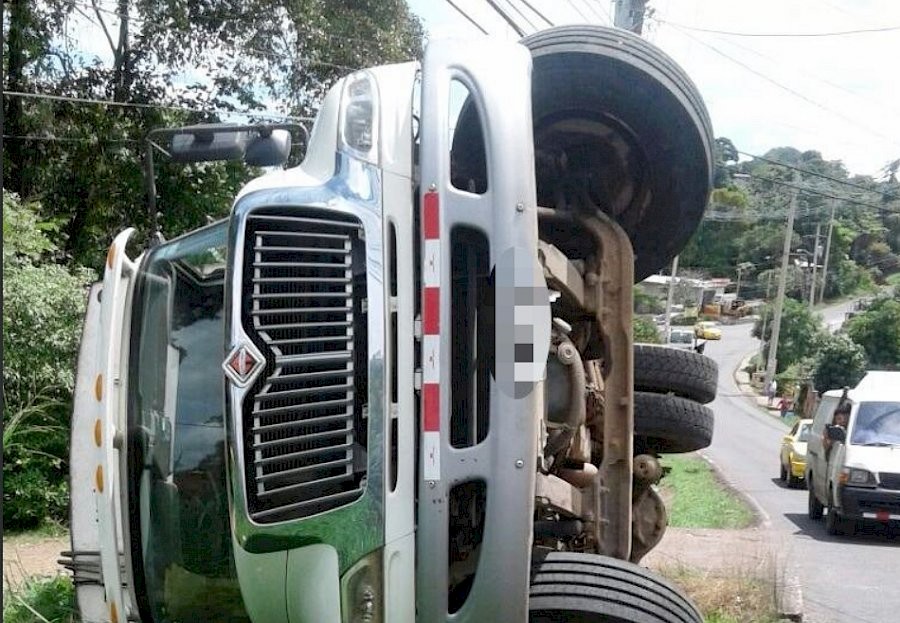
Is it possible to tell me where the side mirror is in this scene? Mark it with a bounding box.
[245,129,292,167]
[169,126,249,163]
[826,425,846,443]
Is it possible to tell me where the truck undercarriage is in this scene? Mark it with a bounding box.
[64,25,717,623]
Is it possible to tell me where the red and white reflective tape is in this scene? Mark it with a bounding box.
[422,190,441,482]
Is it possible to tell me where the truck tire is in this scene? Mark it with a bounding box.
[633,344,718,404]
[522,26,714,281]
[633,392,714,454]
[529,551,703,623]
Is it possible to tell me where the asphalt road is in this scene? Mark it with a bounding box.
[701,305,899,623]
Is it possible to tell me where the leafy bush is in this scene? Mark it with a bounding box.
[633,316,661,344]
[2,575,76,623]
[813,334,868,393]
[3,192,95,529]
[847,296,900,368]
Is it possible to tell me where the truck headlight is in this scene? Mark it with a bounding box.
[840,467,876,487]
[340,70,379,164]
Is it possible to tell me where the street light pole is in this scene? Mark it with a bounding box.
[764,171,800,389]
[818,197,838,304]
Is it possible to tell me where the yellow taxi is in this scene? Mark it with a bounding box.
[694,321,722,340]
[780,418,813,488]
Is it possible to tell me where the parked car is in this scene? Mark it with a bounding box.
[694,321,722,340]
[780,418,813,488]
[666,329,697,350]
[806,372,900,536]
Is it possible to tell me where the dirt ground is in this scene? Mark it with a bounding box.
[642,525,776,575]
[3,533,70,591]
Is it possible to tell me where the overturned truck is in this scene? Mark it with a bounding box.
[64,26,718,623]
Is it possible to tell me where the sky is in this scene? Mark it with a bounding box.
[406,0,900,178]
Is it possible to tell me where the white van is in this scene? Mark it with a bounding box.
[806,371,900,535]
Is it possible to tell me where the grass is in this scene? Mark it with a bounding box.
[887,273,900,287]
[2,576,76,623]
[659,454,755,529]
[660,565,782,623]
[5,521,69,541]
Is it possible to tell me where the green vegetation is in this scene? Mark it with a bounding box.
[3,194,95,530]
[660,455,755,529]
[846,294,900,368]
[2,576,76,623]
[633,316,662,344]
[681,146,899,301]
[752,299,824,373]
[813,334,868,392]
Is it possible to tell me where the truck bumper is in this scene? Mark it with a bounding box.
[839,486,900,522]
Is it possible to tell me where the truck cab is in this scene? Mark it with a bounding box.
[65,26,714,623]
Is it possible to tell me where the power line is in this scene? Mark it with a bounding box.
[738,151,898,200]
[503,0,538,32]
[519,0,555,27]
[2,90,304,120]
[483,0,527,35]
[661,22,900,149]
[746,172,900,216]
[654,18,900,37]
[445,0,490,34]
[574,0,607,23]
[700,29,900,120]
[588,0,614,24]
[567,0,591,22]
[2,133,137,145]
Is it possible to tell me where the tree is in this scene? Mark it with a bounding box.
[847,297,900,368]
[3,0,425,268]
[812,334,868,393]
[753,298,824,373]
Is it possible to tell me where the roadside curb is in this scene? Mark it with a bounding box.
[731,351,791,423]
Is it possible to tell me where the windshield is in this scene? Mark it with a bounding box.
[850,401,900,446]
[670,332,692,344]
[126,222,250,622]
[797,422,811,443]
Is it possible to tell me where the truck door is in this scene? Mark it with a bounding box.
[416,38,548,622]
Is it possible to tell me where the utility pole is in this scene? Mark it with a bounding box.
[808,222,821,310]
[614,0,648,33]
[758,271,773,364]
[662,255,679,343]
[764,171,801,390]
[818,197,838,304]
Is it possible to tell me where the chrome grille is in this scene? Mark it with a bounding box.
[243,211,367,523]
[880,472,900,490]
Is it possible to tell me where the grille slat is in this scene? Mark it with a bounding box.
[241,210,367,524]
[256,457,354,483]
[256,383,355,401]
[253,425,352,451]
[258,473,354,499]
[252,397,354,418]
[253,412,353,434]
